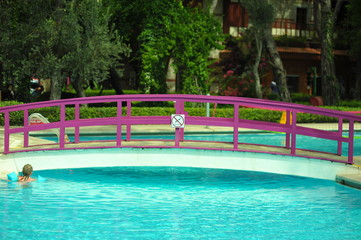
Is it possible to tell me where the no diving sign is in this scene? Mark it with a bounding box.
[171,114,185,128]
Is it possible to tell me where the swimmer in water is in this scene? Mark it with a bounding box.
[18,164,36,182]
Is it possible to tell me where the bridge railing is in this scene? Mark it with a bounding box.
[1,94,360,164]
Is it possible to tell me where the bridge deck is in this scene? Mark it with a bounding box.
[21,139,361,164]
[2,124,361,166]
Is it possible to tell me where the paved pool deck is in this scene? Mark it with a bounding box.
[1,123,361,189]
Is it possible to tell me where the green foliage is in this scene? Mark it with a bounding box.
[31,89,140,103]
[215,34,270,98]
[0,0,130,101]
[274,35,308,47]
[137,0,224,94]
[290,93,311,102]
[239,108,281,122]
[171,6,224,95]
[91,0,225,95]
[346,0,361,57]
[241,0,274,28]
[85,89,140,97]
[0,101,23,108]
[339,100,361,107]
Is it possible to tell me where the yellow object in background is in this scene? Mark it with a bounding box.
[280,111,292,124]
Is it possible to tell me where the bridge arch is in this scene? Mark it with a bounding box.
[1,148,360,181]
[1,94,361,180]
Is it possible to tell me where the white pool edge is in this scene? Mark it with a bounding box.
[1,148,360,181]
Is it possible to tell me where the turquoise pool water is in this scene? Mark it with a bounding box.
[1,167,361,239]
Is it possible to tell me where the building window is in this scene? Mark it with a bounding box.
[296,8,307,30]
[287,75,299,93]
[227,3,248,27]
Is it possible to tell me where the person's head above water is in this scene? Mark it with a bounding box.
[22,164,33,180]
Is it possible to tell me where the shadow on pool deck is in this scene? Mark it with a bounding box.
[1,124,361,189]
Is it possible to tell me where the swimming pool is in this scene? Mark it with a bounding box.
[1,167,361,239]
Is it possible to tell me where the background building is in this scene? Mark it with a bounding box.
[166,0,353,98]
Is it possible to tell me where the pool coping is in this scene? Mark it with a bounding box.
[336,173,361,190]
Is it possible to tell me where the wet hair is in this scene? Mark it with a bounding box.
[22,164,33,181]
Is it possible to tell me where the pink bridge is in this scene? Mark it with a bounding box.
[1,94,361,164]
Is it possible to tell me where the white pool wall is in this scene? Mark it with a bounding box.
[1,148,360,181]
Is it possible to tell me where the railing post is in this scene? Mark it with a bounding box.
[74,104,80,143]
[337,118,343,155]
[3,111,10,153]
[285,110,291,149]
[206,93,210,117]
[290,111,297,155]
[233,104,239,150]
[126,101,131,141]
[348,120,354,164]
[116,100,122,147]
[24,109,29,148]
[174,100,185,147]
[179,101,185,142]
[175,128,180,147]
[59,104,66,149]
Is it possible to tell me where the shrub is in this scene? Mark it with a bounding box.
[291,93,310,103]
[339,100,361,107]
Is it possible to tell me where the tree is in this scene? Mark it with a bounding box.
[263,27,292,102]
[0,0,43,101]
[313,0,344,105]
[30,0,129,100]
[171,4,224,95]
[104,0,152,90]
[217,33,269,99]
[240,1,274,99]
[106,0,223,95]
[0,0,129,101]
[206,0,219,14]
[241,0,292,102]
[139,0,224,94]
[346,0,361,100]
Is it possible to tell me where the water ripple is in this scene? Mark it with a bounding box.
[1,167,361,239]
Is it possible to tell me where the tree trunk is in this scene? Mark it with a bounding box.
[320,1,339,105]
[109,68,124,95]
[253,34,263,98]
[72,77,86,98]
[50,75,63,100]
[71,76,88,107]
[208,0,219,14]
[263,28,292,102]
[0,62,3,91]
[49,0,65,101]
[353,59,361,100]
[15,75,31,103]
[320,30,339,105]
[314,0,340,106]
